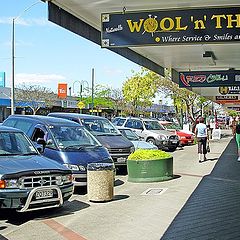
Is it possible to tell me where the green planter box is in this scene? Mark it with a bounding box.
[127,157,173,182]
[127,149,173,183]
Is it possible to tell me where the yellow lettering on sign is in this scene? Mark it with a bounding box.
[127,19,144,32]
[175,17,188,31]
[160,17,174,31]
[211,15,226,29]
[226,14,240,28]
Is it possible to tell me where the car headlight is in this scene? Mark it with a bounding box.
[157,135,167,140]
[130,146,135,153]
[63,164,79,171]
[56,174,73,185]
[62,174,73,184]
[180,136,186,140]
[0,179,19,188]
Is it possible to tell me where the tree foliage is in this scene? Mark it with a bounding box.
[15,84,56,115]
[146,68,212,124]
[83,84,114,109]
[122,68,161,115]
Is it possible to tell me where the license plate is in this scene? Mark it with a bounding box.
[117,157,126,163]
[35,189,53,199]
[171,140,178,144]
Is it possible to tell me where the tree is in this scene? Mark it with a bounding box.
[145,68,212,126]
[15,84,56,115]
[122,68,160,116]
[83,84,114,109]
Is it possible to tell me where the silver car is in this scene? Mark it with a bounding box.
[112,117,179,151]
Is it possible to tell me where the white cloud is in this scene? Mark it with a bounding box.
[16,73,66,85]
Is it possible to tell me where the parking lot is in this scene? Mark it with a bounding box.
[0,130,232,240]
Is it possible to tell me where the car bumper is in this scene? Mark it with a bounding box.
[0,183,73,211]
[155,139,179,149]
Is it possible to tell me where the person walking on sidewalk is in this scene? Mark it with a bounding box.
[236,123,240,161]
[195,117,208,163]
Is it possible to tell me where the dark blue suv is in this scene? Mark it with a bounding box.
[3,115,113,187]
[0,126,73,212]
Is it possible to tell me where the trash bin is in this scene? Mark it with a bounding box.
[87,163,115,202]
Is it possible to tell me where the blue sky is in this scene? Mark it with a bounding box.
[0,0,141,96]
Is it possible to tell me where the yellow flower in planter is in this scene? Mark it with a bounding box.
[128,149,172,161]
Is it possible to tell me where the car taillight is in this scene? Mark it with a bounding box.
[0,180,6,189]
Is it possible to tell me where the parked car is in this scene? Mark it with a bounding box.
[47,113,135,166]
[117,127,158,150]
[161,122,195,146]
[2,115,113,187]
[112,117,179,151]
[0,126,73,212]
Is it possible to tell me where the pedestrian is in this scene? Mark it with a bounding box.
[230,116,237,136]
[195,117,208,163]
[236,123,240,161]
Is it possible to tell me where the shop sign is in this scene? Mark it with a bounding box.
[101,6,240,47]
[58,83,67,99]
[219,86,240,95]
[179,70,240,87]
[216,96,238,101]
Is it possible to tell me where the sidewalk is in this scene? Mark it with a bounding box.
[161,132,240,240]
[1,130,233,240]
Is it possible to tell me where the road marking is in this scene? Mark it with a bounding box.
[43,219,87,240]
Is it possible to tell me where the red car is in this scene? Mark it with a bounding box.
[160,121,195,146]
[175,130,195,146]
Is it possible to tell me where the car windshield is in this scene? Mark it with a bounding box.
[49,125,101,150]
[120,129,139,141]
[0,131,38,156]
[144,120,165,130]
[82,118,121,136]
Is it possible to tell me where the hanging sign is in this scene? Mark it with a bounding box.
[179,70,240,88]
[58,83,67,99]
[219,86,240,95]
[101,6,240,47]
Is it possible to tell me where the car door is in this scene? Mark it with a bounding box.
[132,120,147,139]
[31,124,62,163]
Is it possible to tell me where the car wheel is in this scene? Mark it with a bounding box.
[147,138,156,145]
[168,147,177,152]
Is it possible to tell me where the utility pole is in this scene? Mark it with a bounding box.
[91,68,94,115]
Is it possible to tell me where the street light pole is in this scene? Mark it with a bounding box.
[11,18,15,115]
[11,1,42,115]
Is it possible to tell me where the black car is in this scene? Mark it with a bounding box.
[0,126,73,212]
[48,113,135,166]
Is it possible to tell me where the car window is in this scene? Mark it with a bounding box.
[125,119,134,128]
[133,120,143,129]
[120,129,139,141]
[49,125,101,150]
[144,120,165,130]
[0,132,37,156]
[14,120,33,133]
[3,119,16,128]
[82,118,120,135]
[116,118,126,126]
